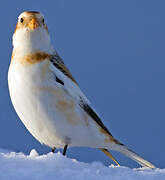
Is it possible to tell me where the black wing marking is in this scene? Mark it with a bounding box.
[56,76,64,85]
[50,52,77,84]
[50,52,122,145]
[79,99,123,145]
[50,52,64,64]
[79,99,112,136]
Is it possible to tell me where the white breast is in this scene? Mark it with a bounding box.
[8,60,108,149]
[8,60,63,147]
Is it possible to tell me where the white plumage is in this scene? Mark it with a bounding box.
[8,11,155,168]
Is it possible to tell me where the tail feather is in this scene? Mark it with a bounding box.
[114,144,156,169]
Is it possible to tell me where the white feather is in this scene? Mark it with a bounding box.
[13,27,53,56]
[8,12,155,168]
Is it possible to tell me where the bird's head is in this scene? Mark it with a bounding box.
[13,11,53,55]
[15,11,48,31]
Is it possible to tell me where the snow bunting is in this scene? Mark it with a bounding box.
[8,11,155,168]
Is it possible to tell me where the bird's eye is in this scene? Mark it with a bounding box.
[42,18,44,24]
[20,18,24,23]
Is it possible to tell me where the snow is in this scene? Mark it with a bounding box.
[0,149,164,180]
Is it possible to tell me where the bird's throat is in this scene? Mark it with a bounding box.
[12,27,53,56]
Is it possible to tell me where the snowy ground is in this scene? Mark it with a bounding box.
[0,149,164,180]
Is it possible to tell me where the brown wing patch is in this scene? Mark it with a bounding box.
[99,126,122,145]
[54,63,77,84]
[50,54,77,84]
[79,100,123,145]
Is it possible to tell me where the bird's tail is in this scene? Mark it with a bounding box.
[112,143,156,168]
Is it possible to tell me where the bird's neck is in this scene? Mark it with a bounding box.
[12,28,54,57]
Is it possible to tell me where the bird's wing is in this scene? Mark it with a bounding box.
[50,52,77,84]
[49,52,122,145]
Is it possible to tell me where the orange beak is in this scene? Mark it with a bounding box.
[28,18,39,30]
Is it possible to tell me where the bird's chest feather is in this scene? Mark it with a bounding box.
[9,60,54,107]
[8,60,82,126]
[8,60,74,145]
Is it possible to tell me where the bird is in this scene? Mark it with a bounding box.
[8,11,155,168]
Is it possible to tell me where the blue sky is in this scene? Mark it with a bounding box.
[0,0,165,168]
